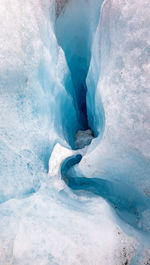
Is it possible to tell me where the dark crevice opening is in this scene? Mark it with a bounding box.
[54,1,98,147]
[54,0,106,150]
[72,81,89,131]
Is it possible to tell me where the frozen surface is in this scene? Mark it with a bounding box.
[0,0,150,264]
[79,0,150,261]
[0,0,77,201]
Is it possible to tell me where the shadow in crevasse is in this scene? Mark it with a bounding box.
[61,154,150,231]
[55,0,105,148]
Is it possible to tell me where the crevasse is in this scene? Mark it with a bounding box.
[0,0,150,264]
[55,0,105,144]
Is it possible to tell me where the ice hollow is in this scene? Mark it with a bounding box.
[55,0,104,136]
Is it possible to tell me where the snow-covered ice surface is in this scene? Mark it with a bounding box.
[0,0,150,264]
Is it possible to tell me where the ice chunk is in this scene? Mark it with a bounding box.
[75,129,94,149]
[48,143,74,190]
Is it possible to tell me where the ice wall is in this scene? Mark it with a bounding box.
[85,0,150,191]
[0,0,78,201]
[78,0,150,250]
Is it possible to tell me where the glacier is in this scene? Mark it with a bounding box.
[0,0,150,264]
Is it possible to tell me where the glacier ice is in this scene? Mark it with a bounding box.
[0,0,150,264]
[55,0,104,133]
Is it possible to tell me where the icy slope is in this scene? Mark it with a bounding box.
[0,0,78,202]
[78,0,150,261]
[0,0,150,264]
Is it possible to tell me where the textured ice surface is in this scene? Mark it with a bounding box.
[81,0,150,217]
[0,0,78,200]
[0,0,150,264]
[80,0,150,261]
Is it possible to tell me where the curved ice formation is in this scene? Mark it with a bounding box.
[48,129,93,189]
[61,153,150,231]
[48,142,74,191]
[0,0,150,264]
